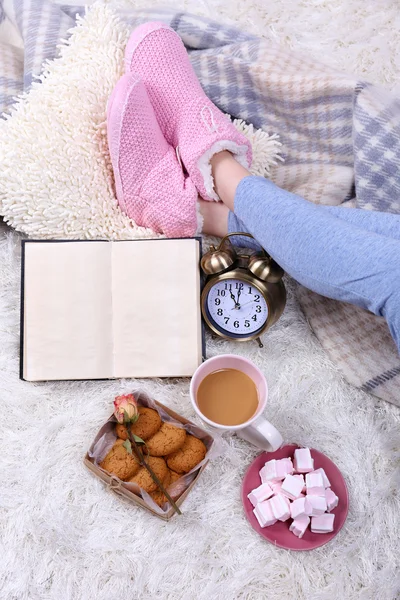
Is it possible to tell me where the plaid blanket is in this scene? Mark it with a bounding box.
[1,0,399,403]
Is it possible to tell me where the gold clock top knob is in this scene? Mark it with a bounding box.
[265,260,284,283]
[201,244,237,275]
[248,253,284,283]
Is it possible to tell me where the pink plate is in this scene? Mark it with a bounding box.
[241,444,349,551]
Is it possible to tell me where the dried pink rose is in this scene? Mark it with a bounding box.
[113,394,139,424]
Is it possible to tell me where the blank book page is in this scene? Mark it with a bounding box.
[23,242,113,380]
[112,239,202,378]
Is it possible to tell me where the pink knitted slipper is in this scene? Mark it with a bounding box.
[107,73,200,237]
[124,22,252,202]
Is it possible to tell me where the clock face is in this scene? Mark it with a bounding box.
[205,278,268,337]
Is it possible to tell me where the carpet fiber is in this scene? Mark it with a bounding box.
[0,1,400,599]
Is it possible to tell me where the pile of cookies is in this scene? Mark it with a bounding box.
[99,406,207,507]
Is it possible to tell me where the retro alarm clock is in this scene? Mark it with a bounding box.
[200,233,286,347]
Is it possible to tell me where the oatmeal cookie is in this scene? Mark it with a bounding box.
[166,435,207,474]
[146,422,186,457]
[99,438,140,480]
[169,470,181,484]
[115,407,161,441]
[162,470,172,488]
[127,456,168,493]
[149,471,178,507]
[149,489,167,507]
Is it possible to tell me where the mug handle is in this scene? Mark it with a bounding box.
[237,417,283,451]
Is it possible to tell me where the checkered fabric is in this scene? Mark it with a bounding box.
[297,288,400,406]
[0,1,399,403]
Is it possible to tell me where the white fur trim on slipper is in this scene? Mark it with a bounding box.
[196,139,250,201]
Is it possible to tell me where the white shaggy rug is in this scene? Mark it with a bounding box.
[1,1,400,600]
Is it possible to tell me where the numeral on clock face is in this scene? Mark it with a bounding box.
[206,278,268,336]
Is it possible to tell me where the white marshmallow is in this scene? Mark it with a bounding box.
[259,459,279,483]
[290,497,312,520]
[313,467,331,488]
[247,482,274,507]
[325,488,339,512]
[269,494,291,521]
[311,513,335,533]
[270,481,283,495]
[253,500,277,528]
[292,474,306,493]
[307,494,327,516]
[293,448,314,473]
[260,458,294,483]
[305,472,325,497]
[276,457,294,479]
[280,474,305,501]
[289,515,310,538]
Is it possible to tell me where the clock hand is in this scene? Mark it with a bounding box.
[235,290,242,310]
[238,299,255,309]
[229,290,239,308]
[231,297,252,312]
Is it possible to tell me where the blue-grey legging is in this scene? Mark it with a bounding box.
[227,176,400,352]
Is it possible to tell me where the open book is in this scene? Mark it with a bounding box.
[20,239,203,381]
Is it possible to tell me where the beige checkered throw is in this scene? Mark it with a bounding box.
[298,289,400,405]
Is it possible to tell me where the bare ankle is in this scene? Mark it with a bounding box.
[198,199,229,237]
[210,151,250,211]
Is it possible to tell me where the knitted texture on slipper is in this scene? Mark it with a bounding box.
[107,73,199,238]
[125,22,252,201]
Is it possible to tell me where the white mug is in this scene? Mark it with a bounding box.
[190,354,283,451]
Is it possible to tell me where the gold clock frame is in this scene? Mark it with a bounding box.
[201,268,286,347]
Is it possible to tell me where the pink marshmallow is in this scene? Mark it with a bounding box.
[292,474,306,493]
[293,448,314,473]
[275,457,294,479]
[269,494,291,521]
[307,495,327,516]
[290,497,312,519]
[270,481,283,495]
[305,472,325,497]
[281,474,305,501]
[247,482,274,507]
[253,500,277,528]
[325,488,339,512]
[260,458,294,483]
[313,467,331,488]
[311,513,335,533]
[289,515,310,539]
[259,459,279,483]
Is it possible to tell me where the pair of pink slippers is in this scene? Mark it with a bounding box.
[107,22,252,237]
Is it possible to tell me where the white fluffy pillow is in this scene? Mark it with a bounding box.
[0,4,281,240]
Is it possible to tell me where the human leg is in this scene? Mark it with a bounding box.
[210,149,400,239]
[208,152,400,350]
[324,206,400,240]
[198,199,230,238]
[222,203,400,250]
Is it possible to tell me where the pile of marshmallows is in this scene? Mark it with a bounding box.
[248,448,339,538]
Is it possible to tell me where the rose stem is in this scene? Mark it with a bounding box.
[126,429,182,516]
